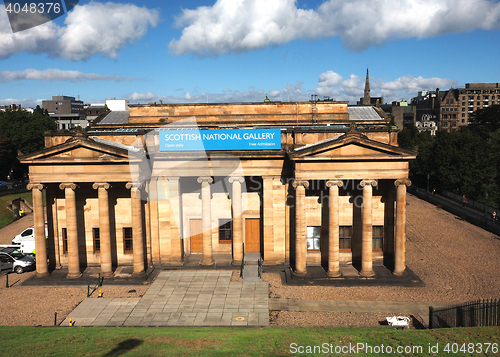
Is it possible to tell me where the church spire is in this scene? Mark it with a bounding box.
[364,68,370,102]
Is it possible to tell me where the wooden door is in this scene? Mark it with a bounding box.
[190,219,203,253]
[245,218,260,253]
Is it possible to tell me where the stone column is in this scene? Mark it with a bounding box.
[49,187,62,270]
[263,176,274,261]
[92,183,113,278]
[198,176,214,266]
[292,180,309,276]
[28,183,49,277]
[360,180,377,277]
[229,176,244,264]
[326,180,343,277]
[394,179,411,276]
[59,183,81,279]
[126,182,145,276]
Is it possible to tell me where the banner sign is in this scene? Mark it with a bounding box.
[159,129,281,151]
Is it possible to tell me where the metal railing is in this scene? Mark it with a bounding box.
[429,299,500,329]
[258,256,262,279]
[240,243,245,278]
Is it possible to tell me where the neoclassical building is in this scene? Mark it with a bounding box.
[21,101,415,279]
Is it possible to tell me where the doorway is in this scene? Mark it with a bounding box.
[245,218,260,253]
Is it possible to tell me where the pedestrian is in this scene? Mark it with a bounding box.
[432,188,436,195]
[493,211,497,228]
[462,195,467,207]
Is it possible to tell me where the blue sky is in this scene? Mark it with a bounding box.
[1,0,500,107]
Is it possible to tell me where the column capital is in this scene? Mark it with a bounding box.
[92,182,111,190]
[228,176,244,184]
[59,183,77,190]
[126,181,145,190]
[166,176,180,182]
[395,179,411,187]
[360,179,377,188]
[292,180,309,189]
[197,176,213,184]
[326,180,343,188]
[27,183,44,191]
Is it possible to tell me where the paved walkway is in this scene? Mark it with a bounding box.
[62,270,269,327]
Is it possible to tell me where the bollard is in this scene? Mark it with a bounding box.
[98,273,101,287]
[5,273,8,288]
[87,282,90,297]
[54,312,57,326]
[69,318,73,327]
[98,289,102,298]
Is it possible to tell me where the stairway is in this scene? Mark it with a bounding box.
[242,252,262,282]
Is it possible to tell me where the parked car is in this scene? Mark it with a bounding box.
[0,247,36,274]
[0,181,7,191]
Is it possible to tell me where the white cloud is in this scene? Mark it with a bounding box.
[0,68,136,82]
[169,0,500,56]
[0,3,159,60]
[318,71,343,87]
[58,2,160,60]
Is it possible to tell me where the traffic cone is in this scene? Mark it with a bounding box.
[98,289,102,298]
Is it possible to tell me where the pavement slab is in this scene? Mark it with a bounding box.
[62,270,270,327]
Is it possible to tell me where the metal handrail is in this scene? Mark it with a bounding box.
[258,256,262,279]
[240,243,245,278]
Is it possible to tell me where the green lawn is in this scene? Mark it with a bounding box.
[0,191,33,229]
[0,326,498,356]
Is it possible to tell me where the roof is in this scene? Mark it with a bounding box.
[348,106,385,121]
[96,110,130,125]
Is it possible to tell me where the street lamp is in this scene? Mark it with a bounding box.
[485,193,489,229]
[427,174,430,200]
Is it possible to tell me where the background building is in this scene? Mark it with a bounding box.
[42,95,86,130]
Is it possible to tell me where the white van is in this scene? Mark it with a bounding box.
[11,223,48,255]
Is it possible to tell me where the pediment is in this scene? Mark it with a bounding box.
[20,137,141,164]
[290,131,416,161]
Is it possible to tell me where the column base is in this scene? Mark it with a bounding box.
[200,260,215,266]
[326,270,341,278]
[132,270,147,278]
[101,271,114,279]
[231,260,243,266]
[66,272,82,279]
[35,272,50,278]
[293,269,307,277]
[359,269,375,277]
[392,269,407,277]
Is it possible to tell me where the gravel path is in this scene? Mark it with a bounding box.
[1,194,499,327]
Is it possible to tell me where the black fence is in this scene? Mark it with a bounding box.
[429,299,500,329]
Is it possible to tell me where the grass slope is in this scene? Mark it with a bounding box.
[0,191,32,229]
[0,326,498,356]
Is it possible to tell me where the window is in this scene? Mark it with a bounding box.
[218,219,232,243]
[372,226,383,250]
[307,226,320,250]
[123,227,133,253]
[62,228,68,254]
[339,226,352,251]
[93,228,100,253]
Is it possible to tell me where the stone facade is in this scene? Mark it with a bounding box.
[21,101,415,279]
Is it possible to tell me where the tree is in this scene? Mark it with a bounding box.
[469,104,500,137]
[0,106,56,179]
